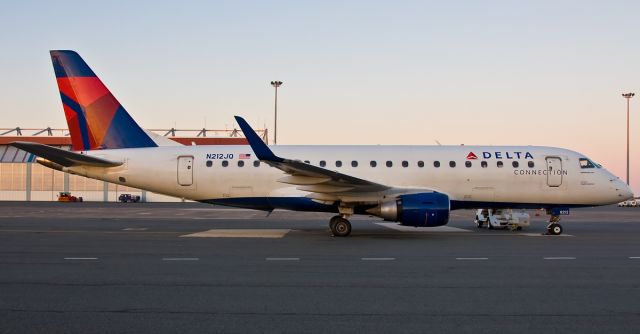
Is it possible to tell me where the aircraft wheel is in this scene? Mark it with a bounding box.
[487,220,493,230]
[329,215,340,232]
[331,217,352,237]
[547,223,563,235]
[474,216,483,228]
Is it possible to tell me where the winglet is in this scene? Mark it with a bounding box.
[234,116,283,162]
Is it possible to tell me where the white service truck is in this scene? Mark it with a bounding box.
[618,199,638,207]
[474,209,531,231]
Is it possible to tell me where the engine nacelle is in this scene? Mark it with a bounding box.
[374,192,450,227]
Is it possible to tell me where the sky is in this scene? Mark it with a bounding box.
[1,0,639,192]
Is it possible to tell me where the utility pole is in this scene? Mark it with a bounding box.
[270,81,283,144]
[622,92,635,185]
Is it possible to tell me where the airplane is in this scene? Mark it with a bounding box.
[11,50,634,237]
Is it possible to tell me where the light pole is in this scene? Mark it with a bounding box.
[622,92,635,185]
[270,81,283,144]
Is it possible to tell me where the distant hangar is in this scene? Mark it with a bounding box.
[0,126,266,202]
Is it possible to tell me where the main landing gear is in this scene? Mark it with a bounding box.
[545,214,563,235]
[329,215,352,237]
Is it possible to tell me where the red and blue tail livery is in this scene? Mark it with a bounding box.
[50,50,156,151]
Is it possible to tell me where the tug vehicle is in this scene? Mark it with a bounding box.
[618,199,638,207]
[474,209,530,231]
[57,192,82,202]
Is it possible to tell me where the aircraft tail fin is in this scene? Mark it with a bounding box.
[50,50,157,151]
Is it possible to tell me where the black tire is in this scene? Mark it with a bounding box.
[487,219,494,230]
[329,215,340,232]
[331,217,351,237]
[548,223,563,235]
[474,216,483,228]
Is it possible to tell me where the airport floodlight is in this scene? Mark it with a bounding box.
[622,92,635,185]
[271,81,283,144]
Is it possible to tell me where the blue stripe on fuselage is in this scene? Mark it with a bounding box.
[201,197,339,212]
[200,197,592,212]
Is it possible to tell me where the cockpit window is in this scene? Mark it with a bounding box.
[579,158,597,169]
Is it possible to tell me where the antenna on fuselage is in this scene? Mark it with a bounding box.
[435,140,442,146]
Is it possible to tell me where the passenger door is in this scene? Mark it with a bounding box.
[177,156,194,186]
[545,157,562,187]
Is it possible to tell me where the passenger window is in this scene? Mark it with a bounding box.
[512,161,519,168]
[253,160,260,167]
[206,160,213,167]
[417,161,424,168]
[386,161,393,167]
[402,161,408,168]
[351,161,358,167]
[449,161,456,168]
[222,160,229,167]
[370,160,377,167]
[465,161,472,168]
[481,161,488,168]
[579,158,595,169]
[528,161,534,168]
[238,160,244,167]
[335,160,342,167]
[319,160,326,167]
[434,161,440,168]
[497,161,503,168]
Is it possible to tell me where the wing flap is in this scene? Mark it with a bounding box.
[297,184,355,193]
[278,175,331,185]
[10,141,123,167]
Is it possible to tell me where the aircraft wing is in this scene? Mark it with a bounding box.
[10,141,123,167]
[234,116,391,196]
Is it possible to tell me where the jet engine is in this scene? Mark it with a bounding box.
[368,192,450,227]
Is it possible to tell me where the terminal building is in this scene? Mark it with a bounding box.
[0,126,266,202]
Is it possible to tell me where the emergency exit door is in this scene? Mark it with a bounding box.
[177,156,194,186]
[545,157,562,187]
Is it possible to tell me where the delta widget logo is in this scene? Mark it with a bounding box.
[466,152,478,160]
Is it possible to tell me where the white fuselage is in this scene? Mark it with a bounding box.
[62,145,632,210]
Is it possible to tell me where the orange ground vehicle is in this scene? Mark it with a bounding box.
[57,192,83,202]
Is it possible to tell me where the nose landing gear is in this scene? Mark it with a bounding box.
[545,214,563,235]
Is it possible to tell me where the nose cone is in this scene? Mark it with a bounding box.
[614,180,634,201]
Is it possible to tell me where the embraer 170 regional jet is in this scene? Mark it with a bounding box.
[12,51,634,237]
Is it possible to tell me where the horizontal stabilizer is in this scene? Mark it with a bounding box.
[10,141,123,167]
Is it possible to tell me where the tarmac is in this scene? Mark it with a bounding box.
[1,202,639,333]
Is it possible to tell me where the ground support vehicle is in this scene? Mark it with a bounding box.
[118,194,141,203]
[474,209,530,231]
[57,192,83,202]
